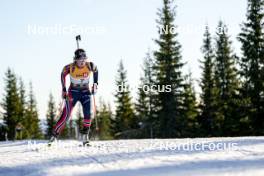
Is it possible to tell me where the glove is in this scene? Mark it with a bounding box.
[91,83,98,94]
[62,88,67,99]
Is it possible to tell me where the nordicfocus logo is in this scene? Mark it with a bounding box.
[26,140,239,155]
[117,82,172,93]
[158,24,230,35]
[26,24,107,36]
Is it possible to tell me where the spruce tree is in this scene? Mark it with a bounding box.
[153,0,185,138]
[199,26,219,136]
[181,73,199,137]
[97,99,113,140]
[113,60,136,138]
[24,82,43,139]
[238,0,264,135]
[135,52,156,138]
[17,78,27,139]
[45,93,56,139]
[2,68,20,140]
[214,21,240,136]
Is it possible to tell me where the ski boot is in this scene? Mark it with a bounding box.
[48,132,58,147]
[80,126,91,146]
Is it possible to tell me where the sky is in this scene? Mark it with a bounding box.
[0,0,247,119]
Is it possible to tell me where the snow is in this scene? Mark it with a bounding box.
[0,137,264,176]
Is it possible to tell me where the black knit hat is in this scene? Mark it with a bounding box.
[74,48,87,60]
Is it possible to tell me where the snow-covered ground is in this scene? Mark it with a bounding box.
[0,137,264,176]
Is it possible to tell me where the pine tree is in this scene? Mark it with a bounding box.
[135,51,156,138]
[181,73,199,137]
[113,60,136,138]
[45,93,56,139]
[153,0,185,138]
[199,26,220,136]
[2,68,20,140]
[214,21,240,136]
[238,0,264,135]
[24,82,43,139]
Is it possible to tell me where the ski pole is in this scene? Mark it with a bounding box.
[93,94,99,131]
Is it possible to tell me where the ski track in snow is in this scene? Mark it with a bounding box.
[0,137,264,176]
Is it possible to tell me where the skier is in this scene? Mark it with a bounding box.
[49,48,98,144]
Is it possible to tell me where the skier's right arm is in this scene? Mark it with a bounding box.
[61,64,70,98]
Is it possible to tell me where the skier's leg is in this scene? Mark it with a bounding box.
[53,91,76,136]
[48,102,71,145]
[81,91,92,130]
[80,90,92,146]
